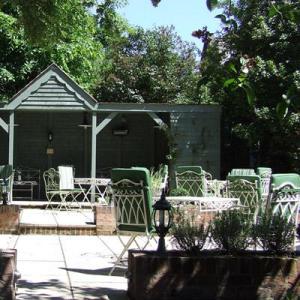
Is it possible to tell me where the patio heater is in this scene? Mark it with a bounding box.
[152,189,173,254]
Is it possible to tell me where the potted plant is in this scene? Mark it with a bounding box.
[127,208,300,300]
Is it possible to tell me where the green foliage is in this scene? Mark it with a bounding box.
[169,187,190,197]
[253,211,295,254]
[200,0,300,173]
[210,209,252,253]
[94,26,200,104]
[0,1,103,101]
[171,207,209,254]
[149,164,166,197]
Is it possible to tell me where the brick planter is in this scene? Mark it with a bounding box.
[0,249,19,300]
[0,205,20,234]
[127,250,300,300]
[94,205,116,234]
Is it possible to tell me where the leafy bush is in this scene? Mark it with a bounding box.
[169,187,189,196]
[171,207,209,254]
[210,209,252,253]
[252,211,295,254]
[150,165,166,196]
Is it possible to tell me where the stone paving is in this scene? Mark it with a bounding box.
[0,234,135,300]
[1,208,300,299]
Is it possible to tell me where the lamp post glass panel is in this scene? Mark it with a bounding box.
[153,190,173,253]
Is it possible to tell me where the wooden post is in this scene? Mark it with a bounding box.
[8,112,14,166]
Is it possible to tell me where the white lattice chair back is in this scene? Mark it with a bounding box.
[111,179,151,233]
[227,179,260,220]
[175,170,205,196]
[271,187,300,225]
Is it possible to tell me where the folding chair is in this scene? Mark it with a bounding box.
[109,167,155,275]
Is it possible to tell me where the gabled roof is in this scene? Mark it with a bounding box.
[5,63,97,111]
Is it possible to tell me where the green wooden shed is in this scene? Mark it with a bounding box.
[0,64,221,199]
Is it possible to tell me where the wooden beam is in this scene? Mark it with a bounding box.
[0,117,8,133]
[147,112,166,127]
[96,112,118,135]
[8,112,14,166]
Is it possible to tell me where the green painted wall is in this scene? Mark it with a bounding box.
[171,111,220,178]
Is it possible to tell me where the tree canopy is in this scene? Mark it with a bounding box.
[95,25,201,103]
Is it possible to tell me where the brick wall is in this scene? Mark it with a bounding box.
[128,250,300,300]
[94,205,116,235]
[0,205,20,233]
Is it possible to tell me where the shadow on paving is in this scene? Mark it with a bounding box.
[72,287,129,300]
[17,278,128,300]
[17,279,71,300]
[62,267,127,277]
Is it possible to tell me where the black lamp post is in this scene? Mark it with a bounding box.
[152,189,173,254]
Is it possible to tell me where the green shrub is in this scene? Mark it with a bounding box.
[169,187,189,196]
[150,165,165,196]
[171,207,209,254]
[210,209,252,253]
[252,210,295,254]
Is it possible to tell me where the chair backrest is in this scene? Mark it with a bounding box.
[58,166,74,190]
[227,175,263,201]
[271,173,300,191]
[43,168,59,193]
[256,167,272,200]
[256,167,272,178]
[229,168,256,176]
[270,186,300,225]
[111,168,153,234]
[175,166,205,197]
[226,178,261,220]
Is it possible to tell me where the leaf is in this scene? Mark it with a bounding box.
[242,84,255,107]
[276,102,289,119]
[206,0,219,12]
[227,62,237,74]
[224,78,235,88]
[215,14,227,24]
[268,4,280,18]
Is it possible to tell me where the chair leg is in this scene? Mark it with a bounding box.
[109,235,136,276]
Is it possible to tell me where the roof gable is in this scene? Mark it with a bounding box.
[6,64,97,111]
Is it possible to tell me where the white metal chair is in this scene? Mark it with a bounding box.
[256,167,272,202]
[175,166,207,196]
[109,168,155,275]
[43,167,82,210]
[269,174,300,225]
[226,178,261,222]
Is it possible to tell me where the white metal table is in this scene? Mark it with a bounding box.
[165,196,240,212]
[74,178,111,208]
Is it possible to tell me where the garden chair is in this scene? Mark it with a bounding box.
[228,168,256,176]
[175,166,207,196]
[226,176,262,222]
[268,173,300,225]
[43,166,82,210]
[109,167,155,275]
[0,164,14,203]
[256,167,272,202]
